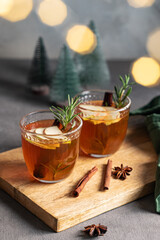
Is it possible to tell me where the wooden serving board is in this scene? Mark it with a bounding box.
[0,117,157,232]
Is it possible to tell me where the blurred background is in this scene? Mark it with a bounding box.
[0,0,160,60]
[1,0,160,103]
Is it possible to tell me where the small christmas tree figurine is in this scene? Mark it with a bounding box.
[74,20,110,88]
[50,45,82,103]
[28,37,51,95]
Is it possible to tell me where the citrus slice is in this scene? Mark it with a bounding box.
[25,138,60,149]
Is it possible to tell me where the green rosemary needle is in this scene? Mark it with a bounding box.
[49,95,81,130]
[113,75,135,108]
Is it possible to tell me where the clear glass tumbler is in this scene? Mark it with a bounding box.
[76,90,131,157]
[19,110,82,183]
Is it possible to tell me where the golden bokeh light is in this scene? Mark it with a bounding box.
[0,0,13,16]
[38,0,67,26]
[0,0,33,22]
[132,57,160,87]
[147,29,160,62]
[127,0,155,8]
[66,25,97,54]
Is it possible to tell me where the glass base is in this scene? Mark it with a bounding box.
[89,153,112,158]
[34,178,63,183]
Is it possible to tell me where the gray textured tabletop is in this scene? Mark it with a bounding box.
[0,59,160,240]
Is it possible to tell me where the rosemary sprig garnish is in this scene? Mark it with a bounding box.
[113,75,135,108]
[49,95,81,130]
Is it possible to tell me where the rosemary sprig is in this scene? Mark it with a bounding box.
[113,75,135,108]
[49,95,81,130]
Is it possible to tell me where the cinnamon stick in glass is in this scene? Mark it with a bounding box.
[104,159,112,190]
[73,166,98,197]
[102,92,113,106]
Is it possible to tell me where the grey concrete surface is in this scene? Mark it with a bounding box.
[0,60,160,239]
[0,0,160,59]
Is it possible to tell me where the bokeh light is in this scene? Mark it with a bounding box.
[0,0,33,22]
[0,0,13,16]
[127,0,155,8]
[38,0,67,26]
[147,29,160,62]
[132,57,160,87]
[66,25,97,54]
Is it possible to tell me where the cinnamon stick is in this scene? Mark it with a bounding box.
[33,163,45,179]
[52,118,61,128]
[73,166,98,197]
[102,92,113,106]
[104,159,112,190]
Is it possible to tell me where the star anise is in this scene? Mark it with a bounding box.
[83,224,107,237]
[112,164,132,180]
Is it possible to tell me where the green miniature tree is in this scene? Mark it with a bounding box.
[28,37,51,95]
[50,45,82,103]
[74,20,110,88]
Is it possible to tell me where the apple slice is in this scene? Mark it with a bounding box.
[80,104,114,120]
[44,126,62,135]
[26,128,36,139]
[104,107,118,112]
[80,104,118,113]
[104,107,120,120]
[44,126,67,140]
[79,104,107,119]
[28,128,35,132]
[35,127,48,140]
[35,127,45,134]
[79,104,106,112]
[80,104,120,122]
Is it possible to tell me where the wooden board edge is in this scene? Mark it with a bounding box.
[0,147,22,155]
[0,177,58,232]
[56,181,155,232]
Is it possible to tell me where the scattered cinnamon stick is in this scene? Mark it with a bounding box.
[104,159,112,190]
[73,166,98,197]
[102,92,113,106]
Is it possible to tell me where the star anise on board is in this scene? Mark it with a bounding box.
[112,164,133,180]
[83,224,107,237]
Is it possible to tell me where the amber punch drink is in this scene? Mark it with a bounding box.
[77,90,131,157]
[20,107,82,183]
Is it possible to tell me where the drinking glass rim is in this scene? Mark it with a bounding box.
[76,89,131,112]
[19,109,83,136]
